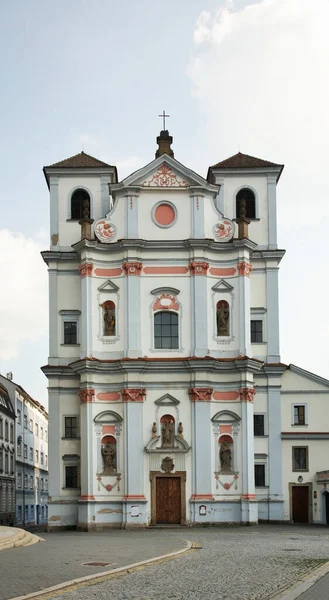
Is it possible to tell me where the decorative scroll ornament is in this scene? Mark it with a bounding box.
[122,262,143,276]
[237,261,252,277]
[94,219,117,243]
[213,219,235,242]
[215,472,239,490]
[121,388,146,402]
[189,262,209,276]
[161,457,175,473]
[79,263,93,278]
[142,164,189,188]
[97,475,121,493]
[153,294,179,312]
[239,388,256,402]
[78,388,95,403]
[189,388,213,402]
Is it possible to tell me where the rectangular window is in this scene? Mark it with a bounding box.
[154,312,179,349]
[41,452,44,465]
[35,423,39,436]
[0,418,3,438]
[5,421,8,440]
[45,455,48,467]
[45,430,48,441]
[40,427,43,439]
[29,419,33,432]
[30,475,33,489]
[254,414,265,436]
[10,455,13,473]
[17,409,21,425]
[23,414,27,429]
[17,442,21,457]
[64,321,78,345]
[294,405,306,425]
[64,416,78,438]
[45,479,48,491]
[23,444,27,459]
[41,478,44,491]
[17,473,22,488]
[25,505,28,521]
[65,465,79,488]
[255,464,266,487]
[251,320,263,343]
[35,449,39,462]
[41,505,45,518]
[293,447,308,471]
[0,449,3,471]
[24,474,28,489]
[5,453,8,473]
[29,447,33,460]
[10,424,13,443]
[30,505,34,520]
[17,506,22,521]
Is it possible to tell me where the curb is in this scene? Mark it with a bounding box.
[268,559,329,600]
[9,539,195,600]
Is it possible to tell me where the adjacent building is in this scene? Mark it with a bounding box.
[0,374,49,527]
[42,130,329,530]
[0,383,15,525]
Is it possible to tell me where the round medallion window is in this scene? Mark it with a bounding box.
[153,202,177,228]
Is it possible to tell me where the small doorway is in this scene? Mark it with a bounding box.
[323,491,329,525]
[292,486,309,523]
[156,477,181,524]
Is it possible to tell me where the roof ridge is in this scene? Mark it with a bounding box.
[45,151,113,169]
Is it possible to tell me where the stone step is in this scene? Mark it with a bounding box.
[0,527,44,551]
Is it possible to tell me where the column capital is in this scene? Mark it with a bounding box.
[239,388,256,403]
[189,261,209,276]
[78,388,95,403]
[122,388,146,402]
[122,261,143,276]
[237,261,252,277]
[189,387,213,402]
[79,263,93,278]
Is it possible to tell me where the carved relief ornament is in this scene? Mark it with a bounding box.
[79,263,93,278]
[239,388,256,402]
[189,388,213,402]
[78,388,95,403]
[121,388,146,403]
[189,262,209,276]
[161,457,175,473]
[122,262,143,276]
[153,294,179,312]
[237,261,252,277]
[141,164,189,188]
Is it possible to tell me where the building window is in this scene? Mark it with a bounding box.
[251,320,263,343]
[4,421,8,441]
[10,424,13,443]
[236,188,256,219]
[17,506,22,521]
[23,444,27,459]
[45,455,48,467]
[255,464,266,487]
[29,419,33,432]
[0,449,3,471]
[17,473,22,488]
[0,418,3,438]
[30,505,34,520]
[24,474,28,489]
[17,409,21,424]
[41,505,45,519]
[29,447,33,460]
[35,449,39,462]
[41,452,44,465]
[17,442,21,457]
[4,453,8,473]
[64,416,78,438]
[10,455,13,474]
[35,423,39,436]
[41,478,44,491]
[45,430,48,441]
[292,447,308,471]
[216,300,230,336]
[40,427,43,439]
[71,189,90,220]
[23,414,27,429]
[154,311,179,349]
[25,505,28,521]
[30,475,33,489]
[65,465,79,488]
[254,414,265,436]
[45,479,48,491]
[293,405,306,425]
[63,321,78,345]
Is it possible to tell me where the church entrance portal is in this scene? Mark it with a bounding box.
[291,485,309,523]
[150,471,186,525]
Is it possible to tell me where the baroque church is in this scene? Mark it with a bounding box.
[42,129,329,530]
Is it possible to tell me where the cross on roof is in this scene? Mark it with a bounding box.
[158,110,170,130]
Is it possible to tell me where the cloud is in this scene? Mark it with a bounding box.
[188,0,329,377]
[0,230,48,360]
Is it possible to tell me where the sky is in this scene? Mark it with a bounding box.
[1,0,329,405]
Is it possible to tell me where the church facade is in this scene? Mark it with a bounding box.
[42,131,329,530]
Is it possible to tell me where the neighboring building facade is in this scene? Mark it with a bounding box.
[0,375,49,527]
[42,131,329,530]
[0,383,15,525]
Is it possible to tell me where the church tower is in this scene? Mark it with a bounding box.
[42,130,285,529]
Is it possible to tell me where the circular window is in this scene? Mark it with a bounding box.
[153,202,177,228]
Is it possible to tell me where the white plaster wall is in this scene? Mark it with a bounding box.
[138,190,192,240]
[58,176,103,247]
[250,271,266,307]
[59,393,80,498]
[222,175,268,246]
[203,193,223,238]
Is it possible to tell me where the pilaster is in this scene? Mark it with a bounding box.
[79,263,93,357]
[79,388,95,501]
[267,175,278,250]
[189,262,209,356]
[266,266,280,362]
[237,260,252,356]
[240,387,256,500]
[49,176,59,248]
[191,193,205,238]
[190,388,213,499]
[123,262,142,357]
[265,367,284,519]
[125,193,139,238]
[49,269,58,357]
[101,176,111,216]
[48,389,60,499]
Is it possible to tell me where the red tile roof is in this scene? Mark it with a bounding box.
[210,152,283,169]
[46,151,113,169]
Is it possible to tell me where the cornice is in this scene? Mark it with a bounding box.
[288,364,329,388]
[41,250,78,265]
[263,364,287,377]
[41,365,80,378]
[251,249,286,262]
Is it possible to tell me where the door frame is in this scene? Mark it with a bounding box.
[150,471,186,526]
[289,482,312,523]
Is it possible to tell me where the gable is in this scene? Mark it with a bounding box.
[282,365,329,392]
[154,393,180,406]
[212,279,234,293]
[97,280,119,293]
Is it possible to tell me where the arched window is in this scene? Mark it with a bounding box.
[218,434,233,473]
[160,414,175,447]
[71,189,90,220]
[102,300,116,336]
[154,311,178,349]
[216,300,230,336]
[236,188,256,219]
[101,435,117,474]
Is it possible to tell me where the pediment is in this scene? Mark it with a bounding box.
[145,435,190,453]
[154,393,180,406]
[94,410,123,423]
[212,279,234,293]
[97,280,119,293]
[212,410,241,423]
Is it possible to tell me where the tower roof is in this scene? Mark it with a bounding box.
[46,151,113,169]
[208,152,284,182]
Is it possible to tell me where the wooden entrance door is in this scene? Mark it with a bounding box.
[156,477,181,524]
[292,486,309,523]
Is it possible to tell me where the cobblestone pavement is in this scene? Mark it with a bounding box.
[1,525,329,600]
[297,571,329,600]
[46,526,329,600]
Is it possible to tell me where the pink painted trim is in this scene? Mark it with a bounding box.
[153,294,179,312]
[219,425,233,434]
[96,392,121,401]
[237,261,252,277]
[79,495,95,500]
[123,495,146,500]
[121,388,146,402]
[240,388,256,402]
[78,388,95,403]
[209,267,236,276]
[143,266,188,275]
[189,387,213,402]
[94,267,122,277]
[154,203,176,226]
[189,261,209,276]
[122,262,143,276]
[241,494,256,500]
[79,263,93,278]
[190,494,213,500]
[213,391,240,401]
[102,425,115,435]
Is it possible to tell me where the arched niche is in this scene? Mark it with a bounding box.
[94,410,122,475]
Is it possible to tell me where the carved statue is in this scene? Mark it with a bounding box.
[162,422,173,447]
[178,422,183,437]
[101,442,116,474]
[161,457,174,473]
[152,421,157,437]
[82,198,90,219]
[217,302,229,336]
[103,304,116,336]
[220,442,232,472]
[239,198,247,218]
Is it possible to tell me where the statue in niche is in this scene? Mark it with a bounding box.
[82,198,90,219]
[178,422,184,437]
[152,422,157,437]
[101,442,116,474]
[162,422,174,447]
[239,198,247,218]
[220,442,232,472]
[103,303,116,336]
[216,301,229,336]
